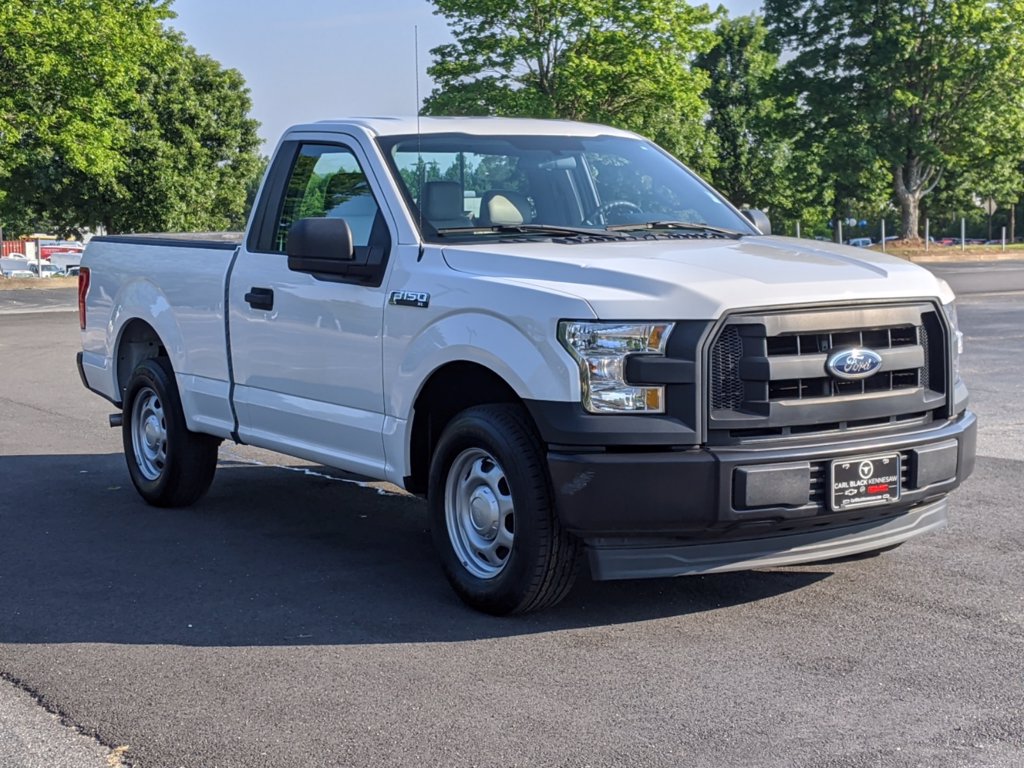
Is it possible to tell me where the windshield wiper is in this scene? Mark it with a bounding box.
[435,223,630,240]
[605,220,747,238]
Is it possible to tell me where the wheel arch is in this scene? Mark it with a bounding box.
[114,318,169,404]
[405,361,529,495]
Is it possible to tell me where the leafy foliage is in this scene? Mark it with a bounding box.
[424,0,718,167]
[0,1,262,236]
[765,0,1024,240]
[101,31,263,233]
[692,14,833,231]
[693,15,785,209]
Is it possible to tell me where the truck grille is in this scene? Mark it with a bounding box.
[707,303,948,443]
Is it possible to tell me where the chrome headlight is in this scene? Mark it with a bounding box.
[941,300,963,382]
[558,321,674,413]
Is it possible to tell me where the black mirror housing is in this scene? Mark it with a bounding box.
[287,217,355,274]
[742,209,772,235]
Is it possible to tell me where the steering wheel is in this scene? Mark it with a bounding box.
[594,200,643,225]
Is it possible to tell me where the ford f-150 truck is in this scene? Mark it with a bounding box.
[78,117,976,614]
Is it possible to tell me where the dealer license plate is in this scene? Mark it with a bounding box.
[830,453,901,511]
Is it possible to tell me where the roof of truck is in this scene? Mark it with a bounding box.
[285,116,639,139]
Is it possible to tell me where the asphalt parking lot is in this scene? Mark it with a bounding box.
[0,270,1022,767]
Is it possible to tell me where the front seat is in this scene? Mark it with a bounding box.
[421,181,469,229]
[477,190,533,227]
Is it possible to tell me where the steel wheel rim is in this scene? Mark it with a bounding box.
[131,386,167,481]
[445,447,515,579]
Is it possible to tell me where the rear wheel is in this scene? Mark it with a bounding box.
[429,404,580,615]
[122,357,220,507]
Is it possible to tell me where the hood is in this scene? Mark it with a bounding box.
[441,235,951,319]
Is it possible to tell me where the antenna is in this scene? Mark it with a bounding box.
[415,25,424,237]
[415,25,422,135]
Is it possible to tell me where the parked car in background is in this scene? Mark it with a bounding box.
[847,237,872,247]
[29,262,63,278]
[0,258,34,278]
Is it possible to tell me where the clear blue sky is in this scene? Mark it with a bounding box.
[169,0,761,150]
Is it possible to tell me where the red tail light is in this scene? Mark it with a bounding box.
[78,267,90,330]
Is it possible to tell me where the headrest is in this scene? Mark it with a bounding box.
[422,181,464,221]
[479,190,533,226]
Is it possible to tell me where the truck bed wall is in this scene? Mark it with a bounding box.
[80,237,238,438]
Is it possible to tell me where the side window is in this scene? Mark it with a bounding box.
[273,144,382,252]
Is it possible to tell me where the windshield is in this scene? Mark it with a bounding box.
[377,133,756,241]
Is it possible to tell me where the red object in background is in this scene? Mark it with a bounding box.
[40,244,84,260]
[2,240,85,259]
[1,240,30,257]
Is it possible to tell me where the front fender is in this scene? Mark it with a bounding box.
[387,310,581,421]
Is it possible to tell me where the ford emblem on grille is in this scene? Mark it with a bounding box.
[826,348,883,380]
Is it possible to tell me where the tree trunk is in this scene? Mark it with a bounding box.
[897,188,920,241]
[893,157,941,241]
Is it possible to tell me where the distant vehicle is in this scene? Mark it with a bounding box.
[847,237,872,247]
[64,265,82,277]
[50,250,84,270]
[29,262,63,278]
[0,258,34,279]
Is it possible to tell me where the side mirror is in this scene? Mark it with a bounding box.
[287,217,355,274]
[742,209,771,235]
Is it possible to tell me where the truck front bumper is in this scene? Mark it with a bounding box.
[546,410,976,580]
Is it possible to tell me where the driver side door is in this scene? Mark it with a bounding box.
[228,137,394,476]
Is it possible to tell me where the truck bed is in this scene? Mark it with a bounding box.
[80,235,240,437]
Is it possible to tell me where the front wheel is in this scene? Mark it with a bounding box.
[429,404,580,615]
[122,357,220,507]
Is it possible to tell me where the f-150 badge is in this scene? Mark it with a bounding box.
[389,290,430,308]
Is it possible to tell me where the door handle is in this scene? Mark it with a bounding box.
[244,287,274,311]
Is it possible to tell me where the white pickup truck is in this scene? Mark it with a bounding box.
[78,117,976,614]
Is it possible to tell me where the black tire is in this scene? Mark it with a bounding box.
[121,357,220,508]
[429,404,580,615]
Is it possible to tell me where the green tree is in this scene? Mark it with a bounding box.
[765,0,1024,241]
[0,0,170,233]
[693,15,786,209]
[0,1,262,237]
[424,0,718,166]
[100,31,263,233]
